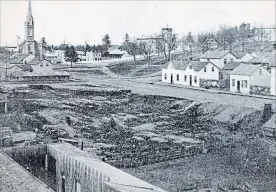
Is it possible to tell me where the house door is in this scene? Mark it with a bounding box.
[189,75,192,86]
[237,81,240,91]
[62,175,65,192]
[171,74,173,84]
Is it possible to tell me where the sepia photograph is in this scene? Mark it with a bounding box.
[0,0,275,192]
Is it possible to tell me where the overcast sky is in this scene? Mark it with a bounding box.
[1,0,275,46]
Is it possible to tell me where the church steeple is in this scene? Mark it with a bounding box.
[25,0,34,26]
[25,0,34,41]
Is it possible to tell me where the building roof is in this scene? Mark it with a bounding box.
[200,50,230,59]
[27,58,54,65]
[0,152,54,192]
[162,60,188,70]
[109,45,121,51]
[269,50,276,67]
[222,62,242,70]
[230,63,261,76]
[108,49,126,55]
[28,58,40,65]
[189,61,215,71]
[263,114,276,129]
[163,60,218,71]
[232,52,249,59]
[248,55,269,64]
[22,71,70,77]
[9,54,32,64]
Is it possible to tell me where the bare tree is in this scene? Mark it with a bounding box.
[159,32,178,61]
[197,33,208,54]
[216,26,238,51]
[139,36,155,67]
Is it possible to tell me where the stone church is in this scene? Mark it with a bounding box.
[18,0,44,59]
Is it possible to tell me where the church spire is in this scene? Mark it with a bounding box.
[28,0,32,16]
[26,0,34,26]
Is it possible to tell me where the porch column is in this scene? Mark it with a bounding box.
[45,154,49,171]
[4,95,7,113]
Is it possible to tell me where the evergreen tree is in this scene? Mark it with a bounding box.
[102,34,111,49]
[64,45,78,68]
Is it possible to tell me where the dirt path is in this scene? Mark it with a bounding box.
[71,76,275,111]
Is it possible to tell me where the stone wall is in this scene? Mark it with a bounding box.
[250,85,271,96]
[48,143,167,192]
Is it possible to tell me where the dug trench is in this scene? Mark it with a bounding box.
[1,84,276,192]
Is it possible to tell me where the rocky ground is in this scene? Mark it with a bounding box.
[1,56,276,191]
[1,81,276,192]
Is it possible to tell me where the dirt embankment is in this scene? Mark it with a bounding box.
[1,84,275,192]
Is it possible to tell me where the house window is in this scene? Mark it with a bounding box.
[224,59,227,64]
[204,67,207,72]
[212,67,214,72]
[46,63,49,66]
[184,75,187,82]
[176,74,179,81]
[232,79,235,87]
[40,64,43,67]
[189,65,192,69]
[194,76,197,83]
[164,73,167,80]
[259,69,262,75]
[244,80,247,88]
[230,58,234,62]
[241,80,244,88]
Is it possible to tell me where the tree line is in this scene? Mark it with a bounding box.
[42,22,273,66]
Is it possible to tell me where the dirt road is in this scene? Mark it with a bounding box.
[68,76,274,111]
[2,74,275,110]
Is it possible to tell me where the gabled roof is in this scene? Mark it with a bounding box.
[162,60,189,70]
[28,58,54,65]
[189,61,208,71]
[28,58,40,65]
[248,56,269,64]
[232,52,249,59]
[222,62,242,70]
[9,54,31,64]
[200,50,230,59]
[230,64,262,76]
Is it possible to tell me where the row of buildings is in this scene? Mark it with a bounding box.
[162,45,276,96]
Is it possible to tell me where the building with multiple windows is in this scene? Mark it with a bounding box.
[162,60,220,87]
[230,64,270,95]
[200,50,238,69]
